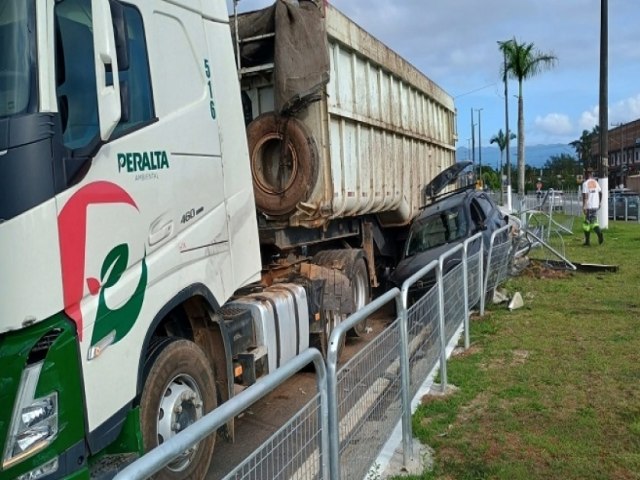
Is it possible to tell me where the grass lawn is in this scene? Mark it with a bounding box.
[396,218,640,480]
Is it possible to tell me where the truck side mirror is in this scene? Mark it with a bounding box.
[92,0,121,141]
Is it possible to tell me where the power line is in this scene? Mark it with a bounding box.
[454,82,499,99]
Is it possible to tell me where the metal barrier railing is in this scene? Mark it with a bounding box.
[112,349,329,480]
[116,230,516,480]
[484,224,513,310]
[610,195,640,222]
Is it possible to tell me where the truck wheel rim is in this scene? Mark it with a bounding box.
[156,374,204,472]
[353,266,368,310]
[252,133,299,194]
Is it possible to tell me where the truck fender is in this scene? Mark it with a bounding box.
[247,112,318,217]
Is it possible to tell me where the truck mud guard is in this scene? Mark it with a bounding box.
[247,113,318,217]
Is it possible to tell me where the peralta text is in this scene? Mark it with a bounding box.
[118,151,169,173]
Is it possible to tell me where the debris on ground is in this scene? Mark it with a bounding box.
[508,291,524,310]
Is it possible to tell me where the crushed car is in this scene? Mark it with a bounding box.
[388,161,509,303]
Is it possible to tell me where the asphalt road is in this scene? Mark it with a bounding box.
[206,313,392,479]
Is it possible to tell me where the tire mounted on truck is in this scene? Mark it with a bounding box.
[139,338,217,479]
[247,113,319,217]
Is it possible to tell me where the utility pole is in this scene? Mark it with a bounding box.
[470,109,476,172]
[599,0,609,228]
[477,108,483,188]
[500,40,512,211]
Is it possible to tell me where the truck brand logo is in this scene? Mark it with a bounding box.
[117,151,169,173]
[58,181,147,345]
[89,243,147,347]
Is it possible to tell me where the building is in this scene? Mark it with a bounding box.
[591,118,640,189]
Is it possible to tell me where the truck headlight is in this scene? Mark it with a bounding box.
[3,362,58,469]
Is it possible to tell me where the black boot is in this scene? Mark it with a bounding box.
[595,227,604,245]
[583,231,590,246]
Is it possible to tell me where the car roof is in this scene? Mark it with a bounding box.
[416,189,474,220]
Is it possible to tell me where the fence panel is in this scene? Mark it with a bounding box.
[442,262,465,343]
[484,224,513,296]
[337,321,403,479]
[407,284,441,399]
[223,396,322,480]
[112,349,329,480]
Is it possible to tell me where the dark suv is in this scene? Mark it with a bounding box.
[388,162,508,301]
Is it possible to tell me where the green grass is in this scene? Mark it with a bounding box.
[394,219,640,480]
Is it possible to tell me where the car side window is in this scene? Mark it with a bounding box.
[470,199,487,227]
[476,195,495,218]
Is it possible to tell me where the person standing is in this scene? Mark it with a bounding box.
[582,168,603,245]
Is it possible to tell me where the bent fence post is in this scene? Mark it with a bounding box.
[113,348,329,480]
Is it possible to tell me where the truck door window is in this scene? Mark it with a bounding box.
[55,0,154,151]
[54,0,99,150]
[0,0,37,118]
[111,4,154,137]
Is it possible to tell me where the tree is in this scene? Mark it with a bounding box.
[490,129,517,176]
[490,129,516,204]
[570,127,599,171]
[541,153,580,190]
[499,38,558,194]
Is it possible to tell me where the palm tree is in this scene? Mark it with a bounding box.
[499,38,557,194]
[490,129,517,204]
[570,126,600,172]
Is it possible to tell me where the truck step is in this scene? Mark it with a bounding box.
[221,305,256,355]
[236,345,269,386]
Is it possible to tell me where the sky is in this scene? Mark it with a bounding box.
[227,0,640,152]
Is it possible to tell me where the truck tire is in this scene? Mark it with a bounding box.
[313,250,371,338]
[347,257,370,337]
[310,309,346,361]
[140,339,217,480]
[247,113,318,217]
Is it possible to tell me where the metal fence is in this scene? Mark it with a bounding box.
[484,224,514,307]
[113,350,330,480]
[223,397,323,479]
[114,230,515,480]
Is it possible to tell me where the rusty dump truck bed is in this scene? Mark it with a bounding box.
[234,2,457,229]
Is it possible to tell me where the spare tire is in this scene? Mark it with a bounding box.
[247,113,318,217]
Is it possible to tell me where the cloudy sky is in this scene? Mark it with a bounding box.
[228,0,640,150]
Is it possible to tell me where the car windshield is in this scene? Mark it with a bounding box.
[0,0,37,118]
[405,206,468,257]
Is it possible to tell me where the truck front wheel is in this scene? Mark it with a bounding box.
[140,339,217,479]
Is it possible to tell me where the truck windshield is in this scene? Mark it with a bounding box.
[0,0,37,118]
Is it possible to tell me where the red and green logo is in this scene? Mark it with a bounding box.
[58,181,147,346]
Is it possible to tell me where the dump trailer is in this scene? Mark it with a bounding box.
[236,2,456,274]
[0,1,455,479]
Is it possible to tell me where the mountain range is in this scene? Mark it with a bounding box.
[456,144,576,170]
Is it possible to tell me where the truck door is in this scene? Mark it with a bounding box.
[53,0,231,438]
